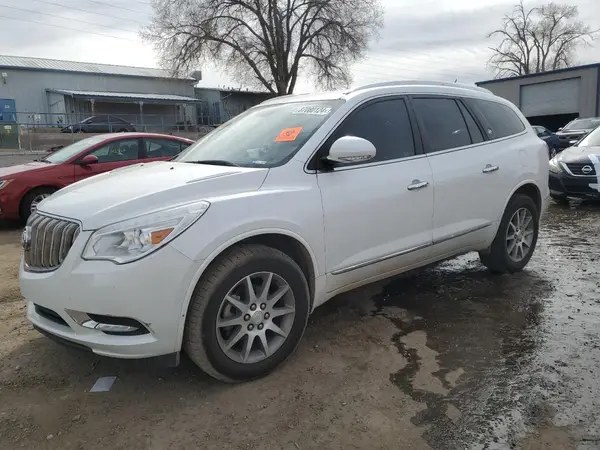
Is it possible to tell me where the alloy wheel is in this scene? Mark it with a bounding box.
[215,272,296,364]
[506,207,534,262]
[30,193,51,213]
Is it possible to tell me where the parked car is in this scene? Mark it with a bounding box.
[533,125,560,158]
[549,124,600,203]
[20,81,549,383]
[555,117,600,148]
[61,115,136,133]
[0,133,193,221]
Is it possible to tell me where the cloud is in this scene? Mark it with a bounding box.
[0,0,598,93]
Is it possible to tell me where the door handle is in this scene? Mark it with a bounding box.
[407,180,429,191]
[482,164,499,173]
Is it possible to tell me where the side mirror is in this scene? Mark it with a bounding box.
[326,136,376,164]
[558,127,563,131]
[79,154,99,165]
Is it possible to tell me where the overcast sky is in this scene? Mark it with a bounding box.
[0,0,599,93]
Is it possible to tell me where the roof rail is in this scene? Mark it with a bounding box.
[345,80,492,94]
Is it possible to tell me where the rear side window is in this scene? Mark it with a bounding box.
[145,138,184,158]
[457,101,484,144]
[412,98,471,152]
[322,98,416,164]
[471,99,525,139]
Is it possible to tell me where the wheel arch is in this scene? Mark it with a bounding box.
[175,229,319,350]
[502,180,542,219]
[19,185,62,218]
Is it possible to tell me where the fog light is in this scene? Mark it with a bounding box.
[66,309,149,335]
[82,320,139,333]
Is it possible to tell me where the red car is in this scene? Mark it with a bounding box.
[0,133,194,222]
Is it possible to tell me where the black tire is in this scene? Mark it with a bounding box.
[117,129,128,133]
[184,244,310,383]
[479,194,539,274]
[551,194,569,205]
[20,187,57,222]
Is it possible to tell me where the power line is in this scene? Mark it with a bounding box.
[31,0,148,25]
[0,13,132,40]
[81,0,151,15]
[0,3,137,33]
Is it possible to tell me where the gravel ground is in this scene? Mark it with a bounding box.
[1,202,600,449]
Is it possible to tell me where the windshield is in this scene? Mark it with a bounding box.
[564,118,600,130]
[43,135,108,163]
[576,126,600,147]
[175,100,343,167]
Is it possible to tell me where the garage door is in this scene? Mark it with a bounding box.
[520,78,580,117]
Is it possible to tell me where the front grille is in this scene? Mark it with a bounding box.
[34,304,69,327]
[566,162,597,176]
[24,213,80,271]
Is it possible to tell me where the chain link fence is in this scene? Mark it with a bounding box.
[1,112,217,151]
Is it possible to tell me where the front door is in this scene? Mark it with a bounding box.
[315,97,434,293]
[73,137,143,182]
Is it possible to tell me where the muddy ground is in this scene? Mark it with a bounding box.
[1,202,600,449]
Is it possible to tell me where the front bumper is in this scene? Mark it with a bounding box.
[549,170,600,199]
[0,190,21,220]
[20,231,200,359]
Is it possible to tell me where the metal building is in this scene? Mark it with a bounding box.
[0,55,202,131]
[195,87,273,125]
[476,62,600,130]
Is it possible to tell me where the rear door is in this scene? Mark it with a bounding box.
[142,138,190,162]
[73,137,143,182]
[410,95,522,255]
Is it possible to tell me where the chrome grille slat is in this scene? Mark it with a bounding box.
[24,213,80,272]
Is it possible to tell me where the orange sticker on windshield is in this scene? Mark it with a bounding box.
[275,127,303,142]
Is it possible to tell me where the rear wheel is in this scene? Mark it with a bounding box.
[184,244,310,383]
[20,187,57,222]
[479,194,539,274]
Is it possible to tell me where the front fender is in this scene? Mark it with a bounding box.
[172,226,320,351]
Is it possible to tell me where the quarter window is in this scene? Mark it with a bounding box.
[412,98,472,152]
[471,99,525,139]
[322,98,416,165]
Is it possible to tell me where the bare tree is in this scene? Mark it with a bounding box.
[143,0,384,95]
[487,1,597,78]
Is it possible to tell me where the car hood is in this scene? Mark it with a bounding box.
[559,145,600,164]
[0,161,54,178]
[37,161,269,230]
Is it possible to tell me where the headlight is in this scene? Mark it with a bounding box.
[0,179,12,190]
[82,201,210,264]
[549,157,562,174]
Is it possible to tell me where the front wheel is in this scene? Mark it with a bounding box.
[184,244,310,383]
[479,194,539,274]
[20,187,57,222]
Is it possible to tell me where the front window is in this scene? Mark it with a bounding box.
[564,118,600,130]
[576,126,600,147]
[43,135,108,163]
[175,100,343,167]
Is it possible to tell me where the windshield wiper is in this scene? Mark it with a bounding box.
[186,160,239,167]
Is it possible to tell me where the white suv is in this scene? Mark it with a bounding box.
[20,81,549,382]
